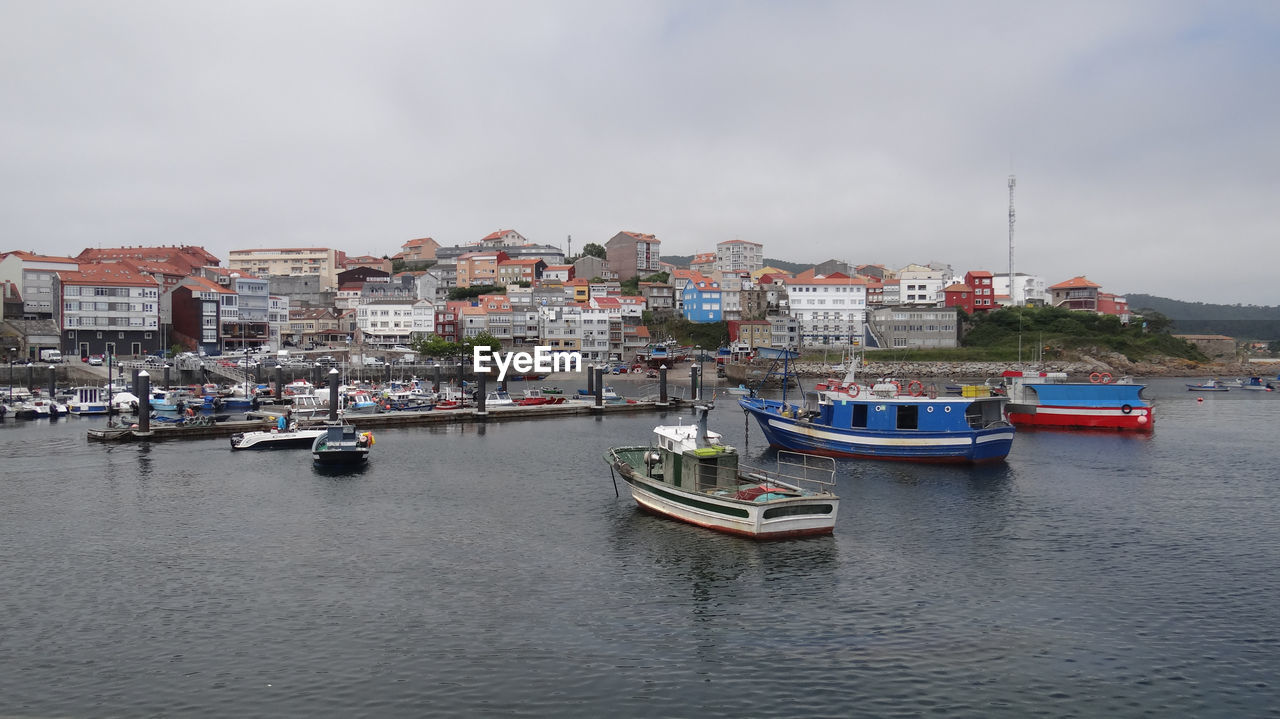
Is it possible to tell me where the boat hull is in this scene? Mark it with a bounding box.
[1006,404,1153,431]
[741,400,1012,463]
[312,449,369,465]
[613,462,837,539]
[230,429,326,450]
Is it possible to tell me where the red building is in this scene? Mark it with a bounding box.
[942,283,975,313]
[964,270,996,311]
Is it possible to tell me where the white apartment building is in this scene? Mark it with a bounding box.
[715,239,764,273]
[357,298,426,347]
[268,295,291,351]
[56,263,161,357]
[897,264,951,305]
[227,247,342,290]
[579,306,613,362]
[991,272,1050,305]
[538,305,583,354]
[0,251,80,320]
[785,276,868,347]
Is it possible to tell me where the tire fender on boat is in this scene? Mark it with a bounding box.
[1121,404,1132,414]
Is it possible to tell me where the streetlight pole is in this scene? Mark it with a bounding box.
[7,347,14,405]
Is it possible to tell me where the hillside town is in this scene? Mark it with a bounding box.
[0,230,1137,364]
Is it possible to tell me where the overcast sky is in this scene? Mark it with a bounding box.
[3,1,1277,304]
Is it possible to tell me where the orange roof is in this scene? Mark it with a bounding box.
[966,270,993,277]
[5,251,79,264]
[57,264,159,287]
[691,252,716,264]
[402,237,438,247]
[785,275,868,286]
[1049,276,1101,290]
[944,283,972,292]
[181,275,236,294]
[481,229,515,241]
[620,231,659,243]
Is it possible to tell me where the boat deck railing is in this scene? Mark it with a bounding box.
[738,451,837,495]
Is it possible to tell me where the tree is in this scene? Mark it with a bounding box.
[582,242,606,259]
[411,334,458,360]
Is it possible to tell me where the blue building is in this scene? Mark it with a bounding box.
[681,276,722,323]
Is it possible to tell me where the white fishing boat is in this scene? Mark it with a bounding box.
[604,405,839,539]
[67,386,110,415]
[230,426,327,450]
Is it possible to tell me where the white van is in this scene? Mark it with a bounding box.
[40,349,63,363]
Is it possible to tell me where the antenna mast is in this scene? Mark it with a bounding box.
[1007,175,1017,306]
[567,234,573,259]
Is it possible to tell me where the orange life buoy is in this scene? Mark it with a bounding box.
[907,380,924,397]
[1089,372,1102,384]
[1100,372,1112,384]
[848,383,859,398]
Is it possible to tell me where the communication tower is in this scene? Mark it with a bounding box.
[1007,175,1017,306]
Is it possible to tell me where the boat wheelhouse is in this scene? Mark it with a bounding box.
[67,386,110,415]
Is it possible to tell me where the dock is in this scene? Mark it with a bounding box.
[87,398,686,443]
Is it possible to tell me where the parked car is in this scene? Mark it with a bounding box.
[87,354,104,366]
[316,355,337,366]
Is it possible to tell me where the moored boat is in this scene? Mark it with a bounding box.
[311,423,374,465]
[67,386,110,415]
[605,406,839,539]
[1186,379,1230,391]
[1239,377,1275,392]
[998,370,1154,431]
[740,385,1014,463]
[231,426,327,450]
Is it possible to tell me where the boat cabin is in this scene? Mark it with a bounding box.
[807,390,1006,432]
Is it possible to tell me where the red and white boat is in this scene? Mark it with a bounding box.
[998,370,1154,432]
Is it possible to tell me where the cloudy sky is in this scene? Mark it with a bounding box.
[3,1,1277,304]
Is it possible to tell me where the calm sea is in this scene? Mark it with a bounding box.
[1,378,1278,717]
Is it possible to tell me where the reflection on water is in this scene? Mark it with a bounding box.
[0,385,1278,717]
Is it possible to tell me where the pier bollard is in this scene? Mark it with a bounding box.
[328,368,340,421]
[690,364,699,402]
[433,364,441,393]
[274,365,284,400]
[137,371,151,434]
[658,365,668,407]
[594,367,604,409]
[26,363,34,391]
[476,371,488,416]
[384,364,391,385]
[587,364,596,395]
[311,363,322,390]
[456,361,464,392]
[132,368,140,394]
[48,364,57,400]
[163,364,171,390]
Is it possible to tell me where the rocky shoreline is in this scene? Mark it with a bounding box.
[729,353,1274,381]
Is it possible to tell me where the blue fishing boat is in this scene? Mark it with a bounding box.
[738,351,1014,463]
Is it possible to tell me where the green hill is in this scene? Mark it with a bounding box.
[1126,294,1280,340]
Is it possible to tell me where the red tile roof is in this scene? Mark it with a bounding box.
[1049,276,1101,290]
[57,264,160,287]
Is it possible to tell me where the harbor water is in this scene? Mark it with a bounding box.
[1,378,1278,717]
